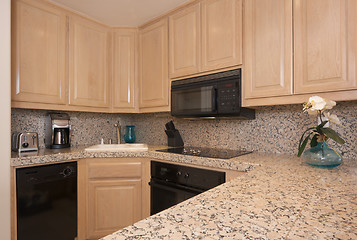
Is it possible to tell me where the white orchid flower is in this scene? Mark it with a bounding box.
[308,96,327,111]
[304,96,336,115]
[324,112,341,125]
[306,108,318,115]
[325,99,336,109]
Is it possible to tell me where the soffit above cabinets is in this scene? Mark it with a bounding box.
[50,0,190,27]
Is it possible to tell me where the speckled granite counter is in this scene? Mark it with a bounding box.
[101,153,357,240]
[11,146,256,172]
[11,147,357,239]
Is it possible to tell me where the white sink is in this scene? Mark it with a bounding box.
[85,143,148,152]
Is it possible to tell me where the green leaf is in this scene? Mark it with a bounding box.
[320,128,345,145]
[310,134,318,147]
[298,127,315,148]
[316,121,328,130]
[298,133,312,157]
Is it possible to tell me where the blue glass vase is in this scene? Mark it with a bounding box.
[303,142,342,168]
[124,126,136,143]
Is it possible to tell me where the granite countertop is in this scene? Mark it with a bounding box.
[101,153,357,240]
[11,145,256,172]
[11,146,357,239]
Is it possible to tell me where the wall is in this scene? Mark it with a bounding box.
[1,0,11,239]
[12,100,357,160]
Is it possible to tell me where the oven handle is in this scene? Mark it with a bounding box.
[149,179,205,194]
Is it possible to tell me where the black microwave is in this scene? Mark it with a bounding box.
[171,69,255,119]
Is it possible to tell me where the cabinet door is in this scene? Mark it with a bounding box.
[294,0,357,93]
[169,3,201,78]
[139,19,169,110]
[11,0,66,104]
[244,0,293,99]
[69,15,110,108]
[201,0,242,72]
[87,179,142,239]
[112,29,137,111]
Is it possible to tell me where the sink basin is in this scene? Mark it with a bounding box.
[85,143,148,152]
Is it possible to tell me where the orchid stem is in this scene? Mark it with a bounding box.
[319,110,323,124]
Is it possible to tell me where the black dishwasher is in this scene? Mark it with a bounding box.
[16,162,77,240]
[150,160,225,215]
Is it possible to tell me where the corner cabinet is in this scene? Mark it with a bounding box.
[78,158,150,240]
[139,19,169,112]
[112,29,138,112]
[68,15,110,109]
[11,0,66,105]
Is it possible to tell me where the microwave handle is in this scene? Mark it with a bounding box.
[212,87,217,112]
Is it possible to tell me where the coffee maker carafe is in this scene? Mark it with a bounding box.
[45,113,71,149]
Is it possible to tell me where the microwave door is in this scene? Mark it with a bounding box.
[172,86,217,116]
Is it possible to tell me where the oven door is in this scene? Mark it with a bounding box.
[171,84,217,117]
[150,179,204,215]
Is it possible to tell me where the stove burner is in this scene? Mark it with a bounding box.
[156,147,252,159]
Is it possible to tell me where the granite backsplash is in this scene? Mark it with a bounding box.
[11,100,357,159]
[11,109,131,148]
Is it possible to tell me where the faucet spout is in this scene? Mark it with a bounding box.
[114,121,121,144]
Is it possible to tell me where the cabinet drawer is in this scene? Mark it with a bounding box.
[88,161,142,179]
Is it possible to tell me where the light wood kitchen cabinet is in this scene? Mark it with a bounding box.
[201,0,242,72]
[243,0,357,107]
[11,0,66,105]
[169,3,201,78]
[139,18,169,112]
[112,29,138,112]
[244,0,293,99]
[68,15,110,109]
[169,0,242,79]
[78,158,150,240]
[294,0,357,94]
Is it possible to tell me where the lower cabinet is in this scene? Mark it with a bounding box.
[78,158,150,240]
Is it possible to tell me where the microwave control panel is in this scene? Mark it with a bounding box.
[217,81,240,113]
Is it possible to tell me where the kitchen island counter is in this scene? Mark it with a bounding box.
[11,148,357,239]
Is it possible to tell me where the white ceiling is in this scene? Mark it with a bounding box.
[50,0,190,27]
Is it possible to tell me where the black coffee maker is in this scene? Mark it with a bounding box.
[45,113,71,149]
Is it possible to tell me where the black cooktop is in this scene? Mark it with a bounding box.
[156,147,252,159]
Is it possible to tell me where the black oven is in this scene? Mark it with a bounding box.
[171,69,255,119]
[150,161,225,215]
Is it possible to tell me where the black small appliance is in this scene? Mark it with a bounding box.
[45,113,71,149]
[171,69,255,119]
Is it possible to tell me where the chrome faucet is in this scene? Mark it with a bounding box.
[114,121,121,144]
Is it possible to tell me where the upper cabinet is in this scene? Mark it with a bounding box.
[244,0,293,99]
[139,19,169,111]
[169,0,243,79]
[243,0,357,107]
[169,3,201,78]
[201,0,242,72]
[112,29,137,112]
[12,0,357,111]
[11,0,66,105]
[294,0,357,94]
[68,15,110,108]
